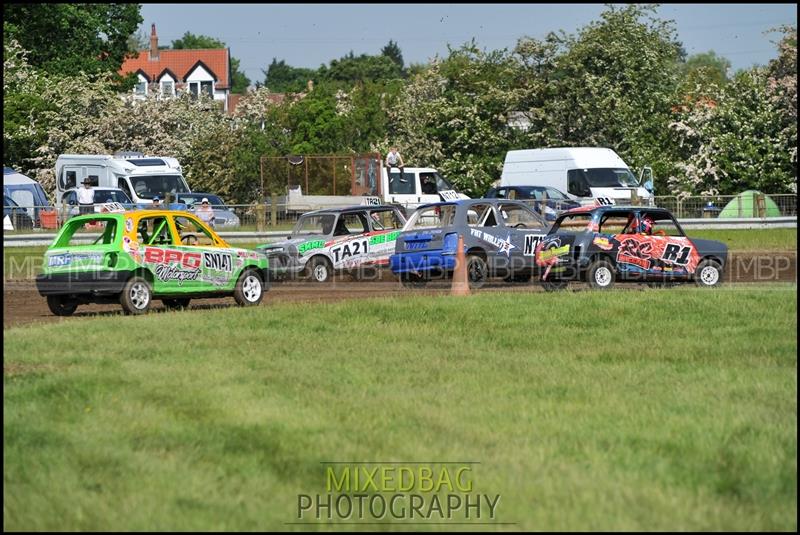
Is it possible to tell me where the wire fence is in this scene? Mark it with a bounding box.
[4,194,797,234]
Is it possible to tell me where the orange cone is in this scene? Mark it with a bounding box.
[451,234,470,296]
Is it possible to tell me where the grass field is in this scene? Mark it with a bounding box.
[3,228,797,281]
[3,287,797,531]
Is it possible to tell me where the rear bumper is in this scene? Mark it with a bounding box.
[390,250,456,274]
[36,270,133,296]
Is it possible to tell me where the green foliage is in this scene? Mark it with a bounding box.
[3,4,142,77]
[261,58,316,93]
[170,31,225,50]
[681,51,731,89]
[320,51,404,84]
[381,40,404,71]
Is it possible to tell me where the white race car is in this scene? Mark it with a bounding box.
[257,205,407,282]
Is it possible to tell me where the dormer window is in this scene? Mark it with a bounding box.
[160,80,174,97]
[134,73,149,97]
[188,81,214,98]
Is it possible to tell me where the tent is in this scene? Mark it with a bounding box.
[719,190,782,218]
[3,166,52,225]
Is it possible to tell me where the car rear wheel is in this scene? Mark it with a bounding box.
[467,255,488,289]
[234,269,264,306]
[587,259,615,290]
[46,295,78,316]
[120,276,152,315]
[162,298,191,310]
[307,256,332,283]
[695,259,722,288]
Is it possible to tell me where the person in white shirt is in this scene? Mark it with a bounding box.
[77,178,95,215]
[196,197,216,228]
[385,146,405,176]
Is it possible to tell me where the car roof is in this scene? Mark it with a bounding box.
[66,209,199,221]
[304,204,400,216]
[563,205,673,216]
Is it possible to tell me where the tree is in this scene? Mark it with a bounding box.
[681,51,731,89]
[3,4,142,77]
[322,51,404,84]
[381,40,405,72]
[261,58,316,93]
[171,31,251,93]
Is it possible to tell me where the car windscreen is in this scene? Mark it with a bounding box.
[129,175,190,199]
[292,214,336,236]
[433,172,454,191]
[178,194,224,206]
[573,168,639,188]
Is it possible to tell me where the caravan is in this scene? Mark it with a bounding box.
[500,147,654,205]
[55,153,190,205]
[3,166,52,227]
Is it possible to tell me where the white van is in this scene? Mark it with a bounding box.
[500,147,653,205]
[55,153,190,205]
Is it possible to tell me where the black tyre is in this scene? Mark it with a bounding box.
[467,254,488,289]
[541,280,569,292]
[46,295,78,316]
[234,269,264,306]
[120,276,152,315]
[400,273,428,289]
[695,258,723,288]
[504,272,531,284]
[162,298,191,310]
[586,258,615,290]
[307,256,332,283]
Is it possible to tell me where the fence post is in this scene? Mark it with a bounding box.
[270,193,278,227]
[631,189,639,206]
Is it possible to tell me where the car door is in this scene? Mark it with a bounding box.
[639,212,700,280]
[495,202,548,275]
[137,214,202,293]
[328,211,372,269]
[171,214,238,291]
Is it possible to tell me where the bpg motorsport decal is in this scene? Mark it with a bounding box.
[142,247,238,286]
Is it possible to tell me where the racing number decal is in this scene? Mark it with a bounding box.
[524,234,545,256]
[595,197,615,206]
[661,243,693,265]
[331,239,369,264]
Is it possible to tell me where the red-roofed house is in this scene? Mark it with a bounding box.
[120,24,233,111]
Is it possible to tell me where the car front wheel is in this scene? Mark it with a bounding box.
[234,269,264,306]
[695,259,723,288]
[587,258,616,290]
[307,256,332,283]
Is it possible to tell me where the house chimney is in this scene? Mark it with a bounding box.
[307,79,314,92]
[149,24,159,60]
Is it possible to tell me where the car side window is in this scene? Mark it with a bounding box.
[467,203,498,227]
[174,216,216,246]
[137,216,174,246]
[335,213,369,236]
[369,209,404,231]
[497,203,546,230]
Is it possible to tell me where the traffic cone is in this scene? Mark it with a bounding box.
[451,234,470,296]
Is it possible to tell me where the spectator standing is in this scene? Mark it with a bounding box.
[77,178,95,215]
[196,197,216,228]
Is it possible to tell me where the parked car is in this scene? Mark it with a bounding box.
[534,205,728,290]
[257,205,407,282]
[3,195,34,230]
[59,187,136,221]
[483,185,580,220]
[36,210,270,316]
[174,193,241,228]
[390,199,550,288]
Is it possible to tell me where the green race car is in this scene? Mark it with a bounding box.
[36,209,270,316]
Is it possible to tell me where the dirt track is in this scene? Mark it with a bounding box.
[4,251,795,329]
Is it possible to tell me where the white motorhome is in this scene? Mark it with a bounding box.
[285,167,468,213]
[500,147,653,205]
[55,153,190,205]
[3,166,52,226]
